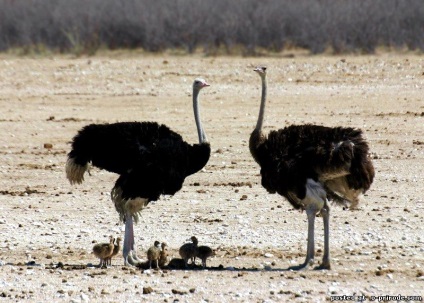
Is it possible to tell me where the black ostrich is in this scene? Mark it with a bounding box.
[66,79,211,266]
[249,67,374,270]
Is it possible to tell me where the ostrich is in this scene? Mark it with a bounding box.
[179,236,199,268]
[249,66,374,270]
[196,245,213,269]
[106,237,122,266]
[146,240,161,269]
[66,79,211,266]
[92,236,115,268]
[158,242,168,268]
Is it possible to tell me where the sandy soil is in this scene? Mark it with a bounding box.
[0,52,423,302]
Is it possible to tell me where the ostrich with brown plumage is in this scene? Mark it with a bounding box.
[105,237,121,266]
[146,240,161,269]
[92,236,114,268]
[179,236,199,268]
[249,66,374,270]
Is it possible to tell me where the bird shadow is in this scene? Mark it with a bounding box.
[4,261,327,272]
[141,258,323,272]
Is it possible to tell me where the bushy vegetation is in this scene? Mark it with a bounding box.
[0,0,423,55]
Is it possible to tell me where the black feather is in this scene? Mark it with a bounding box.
[68,121,210,202]
[253,124,374,209]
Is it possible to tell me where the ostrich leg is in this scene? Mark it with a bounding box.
[123,212,142,266]
[316,202,331,270]
[289,206,317,270]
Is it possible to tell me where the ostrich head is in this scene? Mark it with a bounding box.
[254,66,267,78]
[154,240,161,247]
[190,236,198,245]
[193,78,210,91]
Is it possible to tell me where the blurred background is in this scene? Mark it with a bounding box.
[1,0,423,56]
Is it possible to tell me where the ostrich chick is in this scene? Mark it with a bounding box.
[92,236,114,268]
[106,237,122,266]
[179,236,199,268]
[196,245,213,269]
[158,242,168,268]
[147,241,161,269]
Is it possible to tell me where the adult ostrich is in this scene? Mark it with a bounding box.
[249,67,374,270]
[66,79,211,266]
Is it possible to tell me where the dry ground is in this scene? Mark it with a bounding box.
[0,52,423,302]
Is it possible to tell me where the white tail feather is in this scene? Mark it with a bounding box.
[66,158,88,184]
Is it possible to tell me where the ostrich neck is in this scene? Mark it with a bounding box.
[255,76,267,133]
[193,89,207,143]
[249,75,267,164]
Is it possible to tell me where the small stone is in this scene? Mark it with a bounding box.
[172,288,188,295]
[143,287,153,294]
[80,293,89,302]
[44,143,53,149]
[264,253,274,258]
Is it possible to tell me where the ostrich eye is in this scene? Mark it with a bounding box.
[195,81,199,84]
[262,67,267,71]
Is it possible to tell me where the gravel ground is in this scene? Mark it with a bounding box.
[0,52,423,302]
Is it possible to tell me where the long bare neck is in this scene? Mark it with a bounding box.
[249,75,267,163]
[193,89,208,143]
[255,75,267,132]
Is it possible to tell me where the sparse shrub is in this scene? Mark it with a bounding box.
[0,0,423,55]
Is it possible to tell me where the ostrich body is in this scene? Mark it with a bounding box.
[179,236,199,268]
[196,245,213,269]
[106,237,122,266]
[249,67,374,270]
[66,79,211,266]
[158,242,168,268]
[92,236,114,268]
[146,240,161,269]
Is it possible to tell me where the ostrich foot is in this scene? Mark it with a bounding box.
[288,259,315,271]
[314,260,331,270]
[131,250,143,262]
[125,251,144,266]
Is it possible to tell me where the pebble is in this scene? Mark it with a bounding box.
[264,253,274,258]
[172,288,188,295]
[80,293,89,302]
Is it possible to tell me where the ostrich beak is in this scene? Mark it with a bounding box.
[254,67,266,74]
